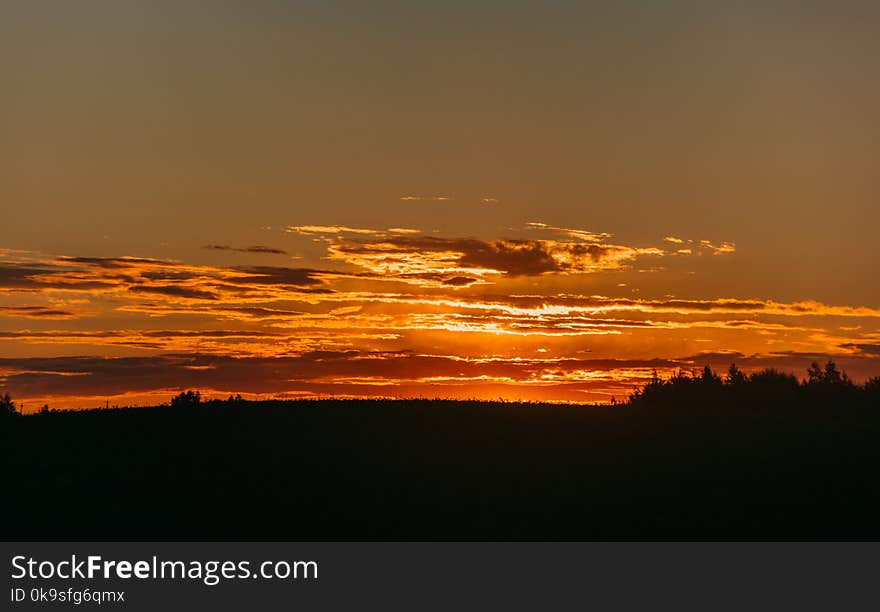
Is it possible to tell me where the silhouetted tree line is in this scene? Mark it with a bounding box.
[168,390,246,409]
[170,389,202,408]
[0,394,58,418]
[0,390,250,418]
[628,360,880,412]
[0,393,17,418]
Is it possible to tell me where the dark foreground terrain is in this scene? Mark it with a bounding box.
[4,366,880,540]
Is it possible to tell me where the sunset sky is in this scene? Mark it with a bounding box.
[2,2,879,409]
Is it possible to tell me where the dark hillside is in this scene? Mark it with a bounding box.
[4,363,879,540]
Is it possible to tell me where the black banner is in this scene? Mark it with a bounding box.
[2,542,876,611]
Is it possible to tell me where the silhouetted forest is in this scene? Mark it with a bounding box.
[2,361,879,540]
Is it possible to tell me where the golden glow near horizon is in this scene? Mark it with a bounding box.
[2,3,879,409]
[1,222,878,409]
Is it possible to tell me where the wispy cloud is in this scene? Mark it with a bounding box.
[663,236,735,255]
[129,284,220,300]
[204,245,288,255]
[399,195,451,202]
[286,225,383,235]
[526,222,612,243]
[699,240,736,255]
[840,342,880,356]
[0,306,78,319]
[286,225,420,238]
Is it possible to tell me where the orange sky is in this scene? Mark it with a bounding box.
[2,3,879,409]
[2,223,878,409]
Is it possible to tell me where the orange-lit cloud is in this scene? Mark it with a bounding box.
[1,228,878,409]
[327,236,663,278]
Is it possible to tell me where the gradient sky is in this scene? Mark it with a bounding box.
[2,1,879,409]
